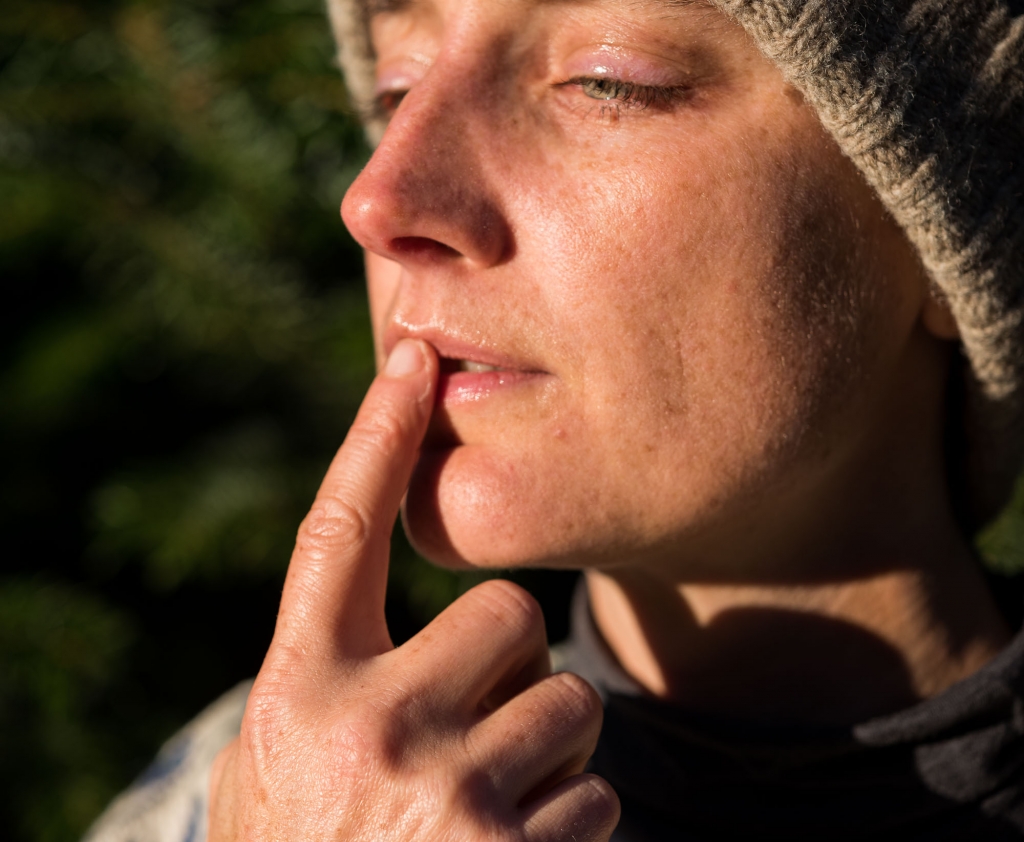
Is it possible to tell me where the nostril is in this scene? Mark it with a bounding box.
[390,236,461,260]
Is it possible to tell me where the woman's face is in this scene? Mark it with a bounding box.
[342,0,935,575]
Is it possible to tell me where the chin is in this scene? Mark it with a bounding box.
[402,448,597,571]
[402,446,659,573]
[402,449,527,569]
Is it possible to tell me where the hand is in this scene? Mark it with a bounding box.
[207,338,620,841]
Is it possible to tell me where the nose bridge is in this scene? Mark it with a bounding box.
[342,37,512,268]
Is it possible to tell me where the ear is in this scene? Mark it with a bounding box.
[921,288,960,341]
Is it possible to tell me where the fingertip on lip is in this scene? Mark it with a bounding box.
[383,325,545,374]
[384,339,428,378]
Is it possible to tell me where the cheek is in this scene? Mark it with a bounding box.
[738,143,916,447]
[402,97,922,570]
[689,140,923,512]
[550,119,910,514]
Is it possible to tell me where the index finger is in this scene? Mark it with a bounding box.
[273,338,438,662]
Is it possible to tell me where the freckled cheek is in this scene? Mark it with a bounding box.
[582,163,831,454]
[524,131,838,448]
[696,173,893,457]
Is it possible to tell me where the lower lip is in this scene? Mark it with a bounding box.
[438,369,546,407]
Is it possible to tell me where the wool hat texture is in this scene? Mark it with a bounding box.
[327,0,1024,528]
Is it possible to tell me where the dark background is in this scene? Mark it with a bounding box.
[0,1,1021,839]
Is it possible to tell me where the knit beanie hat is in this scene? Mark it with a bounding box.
[326,0,1024,530]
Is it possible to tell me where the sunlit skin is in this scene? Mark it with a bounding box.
[355,2,938,574]
[346,0,1009,717]
[206,2,1011,840]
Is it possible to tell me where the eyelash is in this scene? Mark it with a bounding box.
[366,90,407,123]
[367,76,688,122]
[563,76,690,111]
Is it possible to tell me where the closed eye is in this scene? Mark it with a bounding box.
[367,88,409,122]
[563,76,691,111]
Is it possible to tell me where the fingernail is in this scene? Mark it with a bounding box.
[384,339,425,378]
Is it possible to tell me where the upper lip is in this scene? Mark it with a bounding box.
[383,324,547,374]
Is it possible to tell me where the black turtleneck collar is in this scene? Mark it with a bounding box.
[553,584,1024,841]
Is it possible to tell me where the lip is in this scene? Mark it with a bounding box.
[383,325,550,408]
[437,365,547,407]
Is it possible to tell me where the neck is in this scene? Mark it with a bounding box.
[586,328,1014,726]
[587,535,1010,726]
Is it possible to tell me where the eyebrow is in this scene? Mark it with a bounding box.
[358,0,699,19]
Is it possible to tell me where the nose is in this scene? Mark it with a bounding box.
[341,64,512,270]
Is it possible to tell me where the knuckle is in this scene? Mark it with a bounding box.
[238,685,299,767]
[240,678,409,775]
[326,714,398,771]
[521,775,620,842]
[542,671,603,727]
[465,579,546,641]
[574,775,622,840]
[296,495,372,556]
[264,638,313,680]
[366,691,433,767]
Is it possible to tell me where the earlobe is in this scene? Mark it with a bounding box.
[921,289,960,341]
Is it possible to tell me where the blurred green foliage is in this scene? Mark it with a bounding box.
[3,1,1022,840]
[0,2,578,839]
[979,477,1024,576]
